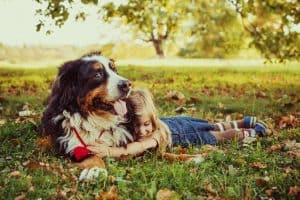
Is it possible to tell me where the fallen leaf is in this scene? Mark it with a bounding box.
[288,186,300,197]
[9,170,21,178]
[14,194,26,200]
[178,146,187,154]
[28,186,35,192]
[265,189,274,196]
[218,102,225,109]
[255,177,270,186]
[22,103,30,111]
[162,152,204,163]
[164,90,185,105]
[36,136,52,150]
[256,91,267,98]
[18,110,32,117]
[283,140,297,151]
[206,195,227,200]
[0,119,6,127]
[174,106,187,114]
[156,188,179,200]
[97,186,118,200]
[204,183,217,195]
[56,190,68,200]
[287,149,300,158]
[278,115,299,129]
[284,167,293,174]
[267,144,282,153]
[188,96,201,103]
[243,186,251,200]
[251,162,267,169]
[265,187,278,197]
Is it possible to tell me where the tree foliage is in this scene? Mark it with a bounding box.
[102,0,187,57]
[229,0,300,61]
[35,0,300,60]
[35,0,98,32]
[178,0,245,58]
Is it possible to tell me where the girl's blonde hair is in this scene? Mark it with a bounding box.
[126,89,171,151]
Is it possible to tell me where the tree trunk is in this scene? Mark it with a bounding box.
[152,39,164,58]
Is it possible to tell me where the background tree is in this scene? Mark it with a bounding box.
[35,0,300,60]
[35,0,187,58]
[35,0,98,33]
[178,0,245,58]
[102,0,187,58]
[229,0,300,61]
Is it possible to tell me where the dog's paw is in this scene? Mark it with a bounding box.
[79,167,108,182]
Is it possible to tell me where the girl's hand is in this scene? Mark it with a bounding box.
[88,143,110,157]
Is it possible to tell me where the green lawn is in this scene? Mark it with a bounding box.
[0,64,299,199]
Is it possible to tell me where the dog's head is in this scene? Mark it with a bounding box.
[51,52,131,116]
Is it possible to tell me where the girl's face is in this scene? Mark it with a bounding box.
[135,114,153,138]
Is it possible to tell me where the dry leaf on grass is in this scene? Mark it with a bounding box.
[267,144,282,153]
[188,96,201,103]
[251,162,267,169]
[56,190,68,200]
[256,91,267,98]
[164,90,186,105]
[23,161,68,178]
[14,193,26,200]
[156,188,179,200]
[0,119,6,127]
[277,115,299,129]
[287,149,300,158]
[265,189,274,197]
[204,183,217,195]
[174,106,187,114]
[28,186,35,192]
[255,177,270,186]
[36,136,52,150]
[97,186,118,200]
[206,195,228,200]
[162,152,204,163]
[283,139,297,151]
[288,186,300,197]
[9,170,21,178]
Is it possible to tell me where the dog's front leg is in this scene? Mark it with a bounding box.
[74,155,107,181]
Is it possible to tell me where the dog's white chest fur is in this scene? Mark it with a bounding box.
[57,111,133,154]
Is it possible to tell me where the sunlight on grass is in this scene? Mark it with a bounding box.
[0,64,299,199]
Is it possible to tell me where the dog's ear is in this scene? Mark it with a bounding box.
[52,60,84,112]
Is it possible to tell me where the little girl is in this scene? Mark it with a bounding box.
[88,89,268,157]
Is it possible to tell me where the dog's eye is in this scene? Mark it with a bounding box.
[109,62,117,72]
[95,72,103,79]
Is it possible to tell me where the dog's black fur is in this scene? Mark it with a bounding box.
[40,52,122,155]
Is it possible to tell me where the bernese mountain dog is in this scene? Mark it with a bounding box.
[40,52,133,180]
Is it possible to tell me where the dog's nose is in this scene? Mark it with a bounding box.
[118,79,131,93]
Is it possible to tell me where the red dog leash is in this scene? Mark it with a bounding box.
[71,127,105,161]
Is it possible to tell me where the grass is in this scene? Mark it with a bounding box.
[0,63,300,199]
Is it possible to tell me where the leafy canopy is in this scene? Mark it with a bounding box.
[229,0,300,61]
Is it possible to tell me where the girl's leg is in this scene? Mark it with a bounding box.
[214,120,244,131]
[214,116,257,131]
[211,128,256,143]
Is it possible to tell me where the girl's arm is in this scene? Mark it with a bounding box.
[88,133,159,158]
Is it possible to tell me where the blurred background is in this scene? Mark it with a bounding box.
[0,0,299,67]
